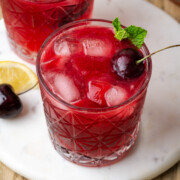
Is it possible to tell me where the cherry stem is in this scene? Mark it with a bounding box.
[136,44,180,65]
[17,81,39,96]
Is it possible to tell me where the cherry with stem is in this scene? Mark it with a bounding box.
[112,44,180,80]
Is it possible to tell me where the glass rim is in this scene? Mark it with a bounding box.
[21,0,66,3]
[36,18,152,112]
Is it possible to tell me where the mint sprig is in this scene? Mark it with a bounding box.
[112,18,147,49]
[112,18,129,40]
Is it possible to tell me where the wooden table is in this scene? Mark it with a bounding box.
[0,0,180,179]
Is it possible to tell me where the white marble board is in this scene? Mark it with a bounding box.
[0,0,180,180]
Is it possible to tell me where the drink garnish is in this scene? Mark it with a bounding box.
[0,61,38,118]
[112,17,147,49]
[0,61,38,94]
[0,84,23,118]
[112,19,180,80]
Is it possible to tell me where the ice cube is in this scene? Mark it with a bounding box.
[54,37,83,56]
[54,39,71,56]
[105,86,128,107]
[43,71,56,86]
[53,74,80,103]
[82,38,112,57]
[87,81,111,106]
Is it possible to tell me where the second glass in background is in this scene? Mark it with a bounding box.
[1,0,94,63]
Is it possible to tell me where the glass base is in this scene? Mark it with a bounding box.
[51,122,140,167]
[8,36,37,64]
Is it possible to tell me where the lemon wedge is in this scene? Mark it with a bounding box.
[0,61,38,94]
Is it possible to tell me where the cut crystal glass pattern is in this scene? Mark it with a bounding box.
[42,93,144,166]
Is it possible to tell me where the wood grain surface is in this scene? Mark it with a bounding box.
[0,0,180,179]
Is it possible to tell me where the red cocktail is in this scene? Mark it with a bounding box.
[37,19,152,166]
[1,0,94,63]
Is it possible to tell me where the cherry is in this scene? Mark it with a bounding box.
[59,1,89,26]
[112,48,145,80]
[0,84,23,118]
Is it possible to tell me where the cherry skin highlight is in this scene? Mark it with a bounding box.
[112,48,145,80]
[0,84,23,118]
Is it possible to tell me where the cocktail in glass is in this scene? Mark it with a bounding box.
[37,19,152,167]
[1,0,94,63]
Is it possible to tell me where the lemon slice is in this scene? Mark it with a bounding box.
[0,61,38,94]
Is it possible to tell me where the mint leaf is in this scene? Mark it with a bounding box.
[115,29,129,40]
[125,25,147,49]
[112,17,121,33]
[113,18,129,41]
[112,17,147,49]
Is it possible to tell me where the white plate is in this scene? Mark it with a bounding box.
[0,0,180,180]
